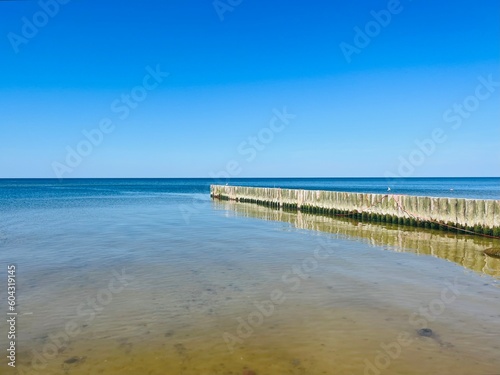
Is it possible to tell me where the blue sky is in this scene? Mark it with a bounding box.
[0,0,499,178]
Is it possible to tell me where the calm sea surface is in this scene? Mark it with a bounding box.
[0,178,499,375]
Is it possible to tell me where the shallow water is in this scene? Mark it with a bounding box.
[1,179,499,375]
[214,199,500,278]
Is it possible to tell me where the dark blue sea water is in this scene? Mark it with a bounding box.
[0,177,498,209]
[1,177,499,374]
[219,177,500,199]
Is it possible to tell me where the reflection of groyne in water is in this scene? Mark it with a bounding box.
[210,185,500,237]
[213,199,500,278]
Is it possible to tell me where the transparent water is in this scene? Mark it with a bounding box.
[0,178,499,375]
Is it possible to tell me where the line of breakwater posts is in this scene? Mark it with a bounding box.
[210,185,500,237]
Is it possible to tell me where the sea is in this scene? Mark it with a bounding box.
[0,177,499,375]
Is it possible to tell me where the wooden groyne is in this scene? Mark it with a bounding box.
[210,185,500,237]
